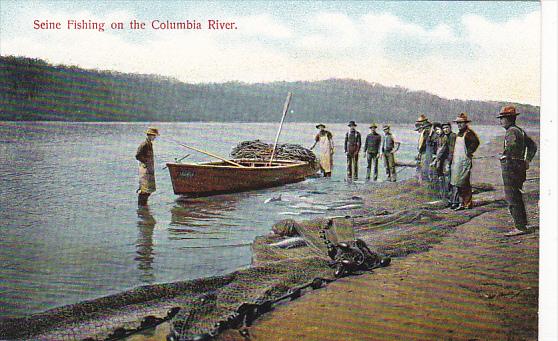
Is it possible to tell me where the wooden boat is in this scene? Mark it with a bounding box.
[167,159,316,197]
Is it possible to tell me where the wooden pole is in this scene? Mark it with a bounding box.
[268,92,293,166]
[174,142,247,168]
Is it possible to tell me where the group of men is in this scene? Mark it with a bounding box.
[310,121,400,182]
[136,105,537,237]
[414,106,537,236]
[415,112,479,211]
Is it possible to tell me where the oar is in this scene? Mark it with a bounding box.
[173,141,247,168]
[268,92,293,166]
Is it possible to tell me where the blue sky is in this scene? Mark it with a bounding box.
[0,1,541,104]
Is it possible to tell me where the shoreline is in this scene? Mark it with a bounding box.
[0,133,540,340]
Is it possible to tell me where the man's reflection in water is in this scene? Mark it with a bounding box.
[136,207,156,283]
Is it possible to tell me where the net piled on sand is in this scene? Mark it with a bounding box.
[230,140,318,169]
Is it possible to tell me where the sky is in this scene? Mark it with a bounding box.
[0,1,541,105]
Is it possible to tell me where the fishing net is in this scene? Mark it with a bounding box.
[0,180,507,341]
[230,140,319,169]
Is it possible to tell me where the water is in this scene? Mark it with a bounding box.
[0,122,498,318]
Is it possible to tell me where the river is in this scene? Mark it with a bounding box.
[0,122,500,318]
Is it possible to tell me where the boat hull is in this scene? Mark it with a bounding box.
[167,159,316,197]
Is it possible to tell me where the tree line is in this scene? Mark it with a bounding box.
[0,56,540,124]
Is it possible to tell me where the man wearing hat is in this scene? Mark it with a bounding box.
[430,122,449,197]
[136,127,159,206]
[344,121,361,180]
[497,105,537,236]
[381,125,400,182]
[310,124,334,177]
[363,123,382,181]
[449,113,480,210]
[442,122,457,206]
[415,114,434,183]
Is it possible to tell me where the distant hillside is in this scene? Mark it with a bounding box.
[0,56,539,124]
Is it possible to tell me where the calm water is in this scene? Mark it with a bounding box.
[0,122,498,318]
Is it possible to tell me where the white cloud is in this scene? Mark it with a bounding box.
[0,6,540,105]
[361,13,457,42]
[236,14,291,39]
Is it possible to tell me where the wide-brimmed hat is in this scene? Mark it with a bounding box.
[316,123,326,129]
[348,121,357,127]
[414,121,432,131]
[145,127,160,136]
[497,105,520,118]
[415,114,429,124]
[382,124,391,131]
[369,123,377,128]
[453,112,471,123]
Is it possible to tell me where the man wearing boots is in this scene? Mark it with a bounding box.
[136,127,159,206]
[344,121,361,180]
[442,122,457,207]
[363,123,382,181]
[381,125,400,182]
[497,105,538,236]
[415,114,433,183]
[449,113,480,210]
[430,123,449,198]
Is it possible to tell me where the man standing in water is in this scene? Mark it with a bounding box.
[136,127,159,206]
[381,125,400,182]
[497,105,537,236]
[449,113,480,210]
[363,123,382,181]
[310,124,334,177]
[344,121,361,180]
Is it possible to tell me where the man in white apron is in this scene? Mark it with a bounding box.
[310,124,334,177]
[449,113,480,210]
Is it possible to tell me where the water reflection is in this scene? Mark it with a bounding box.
[170,194,243,231]
[135,207,156,283]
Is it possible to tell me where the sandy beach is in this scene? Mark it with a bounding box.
[213,134,539,341]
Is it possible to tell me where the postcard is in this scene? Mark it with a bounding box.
[0,1,556,340]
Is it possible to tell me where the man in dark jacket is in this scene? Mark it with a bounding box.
[431,123,449,198]
[136,127,159,206]
[449,113,480,210]
[442,122,457,206]
[497,106,538,236]
[344,121,361,180]
[363,123,382,181]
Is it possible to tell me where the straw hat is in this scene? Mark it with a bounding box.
[453,112,471,123]
[369,123,378,128]
[415,114,429,124]
[348,121,357,127]
[145,127,160,136]
[382,124,391,131]
[316,123,326,129]
[497,105,520,118]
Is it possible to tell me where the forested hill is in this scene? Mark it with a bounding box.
[0,56,539,124]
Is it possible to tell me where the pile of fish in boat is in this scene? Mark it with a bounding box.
[230,140,318,169]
